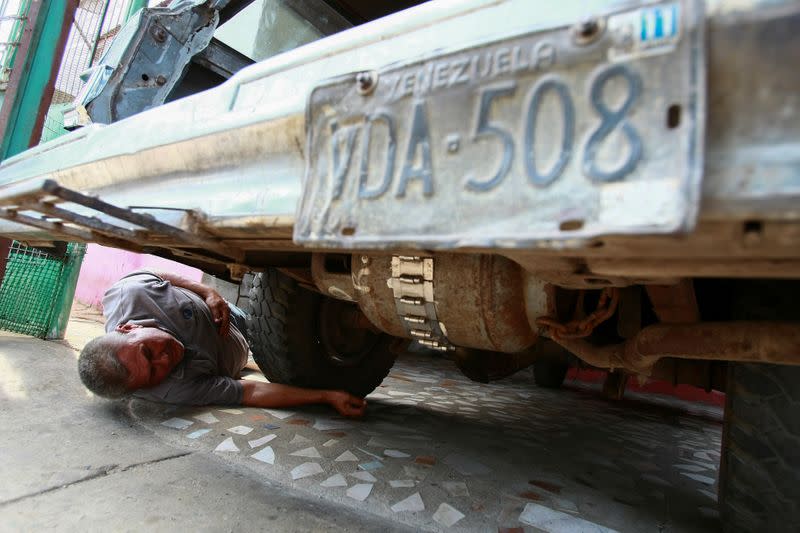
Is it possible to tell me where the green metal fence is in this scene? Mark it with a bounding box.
[0,0,144,338]
[43,0,143,141]
[0,241,86,338]
[0,0,33,92]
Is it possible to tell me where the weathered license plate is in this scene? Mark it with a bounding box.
[295,1,704,249]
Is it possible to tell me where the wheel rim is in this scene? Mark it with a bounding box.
[318,298,381,367]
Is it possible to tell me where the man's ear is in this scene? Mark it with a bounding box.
[115,323,142,333]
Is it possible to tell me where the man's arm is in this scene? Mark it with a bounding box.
[241,381,367,417]
[150,270,230,336]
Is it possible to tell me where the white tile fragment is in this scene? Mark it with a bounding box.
[289,434,311,445]
[384,449,410,458]
[694,451,715,462]
[685,459,717,470]
[698,489,718,502]
[335,450,359,462]
[161,418,193,430]
[366,437,390,448]
[442,481,469,497]
[358,461,383,471]
[519,502,620,532]
[681,472,716,485]
[356,447,384,461]
[248,434,277,448]
[193,412,219,424]
[227,425,254,435]
[251,446,275,465]
[391,492,425,513]
[290,462,323,480]
[346,483,373,501]
[186,429,211,439]
[323,439,338,447]
[433,503,465,527]
[214,437,240,453]
[350,471,377,483]
[263,408,294,419]
[312,419,352,431]
[320,473,348,488]
[389,480,415,488]
[218,409,243,415]
[290,446,321,459]
[674,463,707,473]
[552,497,579,513]
[368,393,391,400]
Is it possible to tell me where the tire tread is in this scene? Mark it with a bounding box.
[721,363,800,532]
[246,268,396,397]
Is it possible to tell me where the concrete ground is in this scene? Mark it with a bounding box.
[0,306,723,532]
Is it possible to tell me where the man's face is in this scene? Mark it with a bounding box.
[114,323,184,390]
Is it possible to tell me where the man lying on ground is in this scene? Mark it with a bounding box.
[77,269,366,417]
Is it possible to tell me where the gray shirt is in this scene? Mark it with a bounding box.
[103,270,249,405]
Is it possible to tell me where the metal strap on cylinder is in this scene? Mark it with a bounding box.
[389,255,454,352]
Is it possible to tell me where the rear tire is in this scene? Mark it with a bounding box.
[720,363,800,532]
[246,268,397,397]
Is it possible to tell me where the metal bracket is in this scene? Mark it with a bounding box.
[0,179,245,269]
[389,255,454,351]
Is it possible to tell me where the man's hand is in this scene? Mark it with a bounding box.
[326,391,367,417]
[241,382,367,418]
[204,290,230,336]
[150,270,231,336]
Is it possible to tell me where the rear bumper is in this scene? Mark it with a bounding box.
[0,0,797,277]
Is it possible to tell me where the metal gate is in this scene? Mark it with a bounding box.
[0,0,146,338]
[42,0,146,142]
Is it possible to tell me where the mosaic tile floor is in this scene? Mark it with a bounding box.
[129,353,723,532]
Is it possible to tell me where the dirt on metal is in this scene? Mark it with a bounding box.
[553,322,800,376]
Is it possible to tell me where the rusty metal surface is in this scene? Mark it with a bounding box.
[0,179,254,275]
[536,287,620,339]
[602,371,629,400]
[388,255,455,352]
[0,207,140,252]
[434,254,536,352]
[553,322,800,375]
[700,4,800,220]
[453,347,538,384]
[587,257,800,279]
[311,253,358,301]
[39,180,245,262]
[353,253,539,352]
[650,358,727,392]
[78,1,220,125]
[353,254,407,338]
[616,286,642,338]
[646,279,700,323]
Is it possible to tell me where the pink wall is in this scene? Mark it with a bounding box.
[74,244,202,310]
